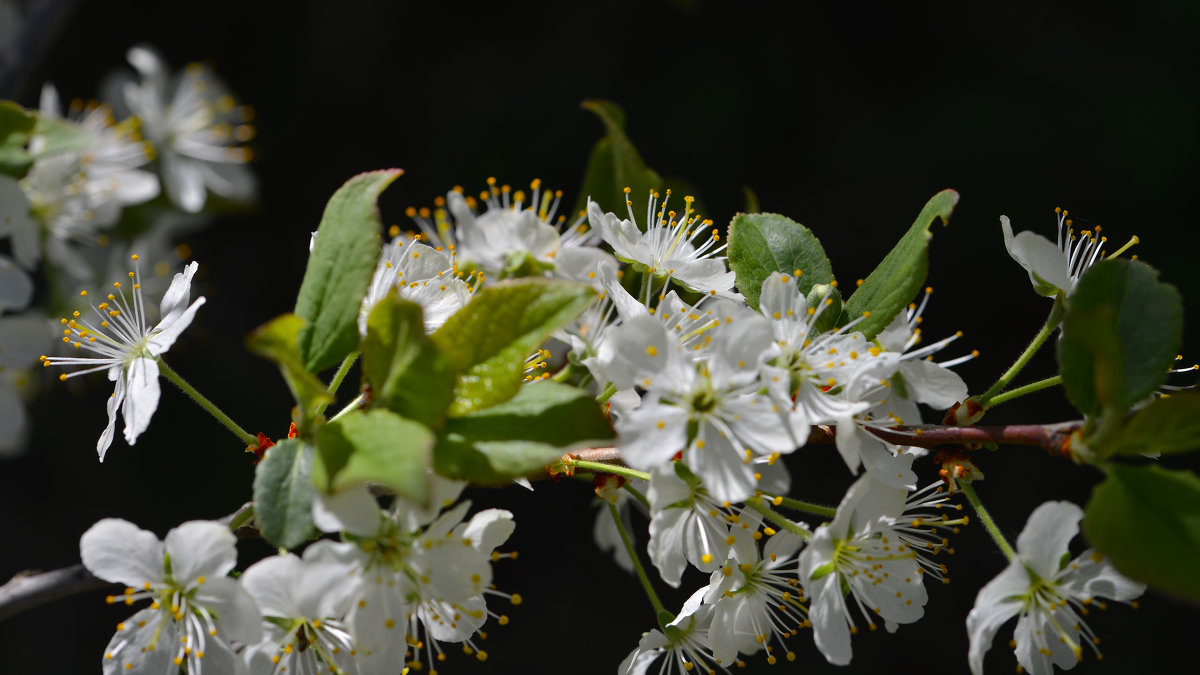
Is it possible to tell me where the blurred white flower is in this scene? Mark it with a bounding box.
[119,45,256,212]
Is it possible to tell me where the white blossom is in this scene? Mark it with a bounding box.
[1000,209,1124,297]
[80,518,262,675]
[41,257,205,459]
[966,501,1145,675]
[588,190,737,297]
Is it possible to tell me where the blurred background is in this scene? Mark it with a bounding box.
[2,0,1198,672]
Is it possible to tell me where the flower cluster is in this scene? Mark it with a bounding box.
[0,43,256,458]
[81,481,519,675]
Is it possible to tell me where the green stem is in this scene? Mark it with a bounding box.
[978,296,1066,407]
[318,352,359,415]
[771,495,836,519]
[986,375,1063,408]
[959,482,1015,561]
[228,504,255,530]
[569,459,650,482]
[595,382,618,405]
[608,501,668,622]
[744,499,812,540]
[330,393,366,423]
[156,358,257,446]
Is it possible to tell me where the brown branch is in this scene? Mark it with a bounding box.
[0,565,106,622]
[0,502,256,624]
[805,421,1083,455]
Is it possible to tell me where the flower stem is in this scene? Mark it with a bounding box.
[156,357,257,446]
[978,296,1066,407]
[330,393,366,423]
[608,501,668,623]
[228,503,255,530]
[986,375,1063,408]
[317,352,359,415]
[569,459,650,482]
[768,495,836,519]
[595,382,618,405]
[744,498,812,540]
[959,482,1015,561]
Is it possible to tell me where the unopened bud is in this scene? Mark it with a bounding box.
[806,284,843,333]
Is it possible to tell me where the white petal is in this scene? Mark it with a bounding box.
[685,428,758,504]
[193,576,263,645]
[899,358,968,409]
[615,403,690,470]
[101,607,176,675]
[460,508,515,551]
[1015,501,1083,577]
[0,256,34,311]
[163,154,207,212]
[647,507,690,588]
[164,520,238,581]
[80,518,164,586]
[312,484,381,536]
[240,553,302,618]
[121,357,161,445]
[966,561,1029,675]
[97,367,125,460]
[299,540,363,618]
[1059,549,1147,602]
[807,568,854,665]
[1011,230,1070,296]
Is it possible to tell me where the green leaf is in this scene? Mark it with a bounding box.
[1057,259,1182,418]
[31,114,94,157]
[253,439,316,549]
[574,100,664,215]
[245,314,333,431]
[0,102,35,177]
[431,279,595,416]
[434,382,614,483]
[727,212,836,312]
[1095,393,1200,457]
[1083,463,1200,602]
[842,190,959,339]
[312,408,433,504]
[295,169,402,373]
[361,293,457,428]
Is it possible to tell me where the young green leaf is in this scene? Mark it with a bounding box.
[842,190,959,339]
[0,101,35,176]
[1083,463,1200,602]
[434,382,614,483]
[253,439,316,550]
[1057,259,1182,418]
[727,212,836,312]
[295,169,402,373]
[31,113,94,157]
[574,99,663,215]
[312,408,433,504]
[1093,393,1200,457]
[431,279,595,416]
[361,293,457,428]
[245,313,333,431]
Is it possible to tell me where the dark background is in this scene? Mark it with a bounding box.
[2,0,1198,673]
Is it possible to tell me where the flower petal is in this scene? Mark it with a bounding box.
[164,520,238,582]
[97,366,125,460]
[193,576,263,645]
[121,357,161,445]
[966,560,1028,675]
[1015,501,1083,577]
[80,518,164,586]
